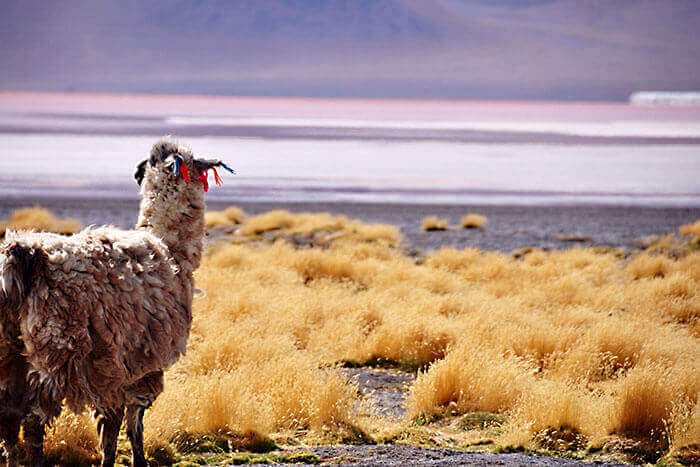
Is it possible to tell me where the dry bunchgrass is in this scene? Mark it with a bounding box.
[422,216,448,231]
[461,213,487,229]
[611,366,676,443]
[205,206,246,228]
[668,399,700,461]
[626,253,672,279]
[409,244,698,459]
[22,207,698,463]
[680,220,700,243]
[44,410,100,465]
[238,209,295,235]
[500,379,612,448]
[409,345,534,417]
[235,209,402,246]
[140,250,361,455]
[347,222,402,246]
[0,206,82,236]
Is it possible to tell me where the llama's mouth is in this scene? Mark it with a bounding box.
[172,154,191,182]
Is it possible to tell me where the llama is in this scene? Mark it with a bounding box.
[0,140,233,467]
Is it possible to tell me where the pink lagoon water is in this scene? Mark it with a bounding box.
[1,92,699,206]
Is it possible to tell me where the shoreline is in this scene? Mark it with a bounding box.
[1,196,697,253]
[3,92,700,144]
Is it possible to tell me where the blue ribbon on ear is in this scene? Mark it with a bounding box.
[219,162,236,175]
[173,155,181,176]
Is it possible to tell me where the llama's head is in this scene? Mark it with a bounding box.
[134,140,234,269]
[134,139,234,195]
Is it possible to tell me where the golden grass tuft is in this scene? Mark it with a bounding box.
[424,247,481,272]
[680,220,700,242]
[0,206,82,235]
[422,216,448,231]
[461,213,487,229]
[408,346,533,417]
[669,399,700,458]
[205,206,246,228]
[346,222,402,246]
[139,239,365,456]
[611,368,673,443]
[44,410,100,465]
[229,207,402,246]
[626,253,671,279]
[292,249,363,284]
[238,209,295,235]
[502,379,611,447]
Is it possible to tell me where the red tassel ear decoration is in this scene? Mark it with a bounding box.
[197,169,209,192]
[212,167,223,187]
[179,163,191,182]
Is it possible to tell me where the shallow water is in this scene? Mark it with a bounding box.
[1,133,699,206]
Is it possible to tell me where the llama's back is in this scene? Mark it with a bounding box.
[2,226,192,409]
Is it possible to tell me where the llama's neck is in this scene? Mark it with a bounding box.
[135,177,206,277]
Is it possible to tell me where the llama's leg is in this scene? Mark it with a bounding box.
[1,355,29,466]
[125,405,149,467]
[23,413,46,467]
[98,407,124,467]
[125,370,163,467]
[23,369,64,467]
[0,413,21,467]
[23,401,61,466]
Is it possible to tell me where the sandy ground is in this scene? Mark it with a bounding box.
[1,197,698,252]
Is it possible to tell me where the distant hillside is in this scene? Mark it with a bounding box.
[1,0,699,100]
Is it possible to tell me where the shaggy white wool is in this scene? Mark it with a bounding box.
[0,138,215,465]
[5,226,186,408]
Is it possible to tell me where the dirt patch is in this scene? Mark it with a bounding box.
[305,444,623,466]
[341,367,416,421]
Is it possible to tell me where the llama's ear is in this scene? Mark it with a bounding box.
[134,159,148,186]
[194,158,236,174]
